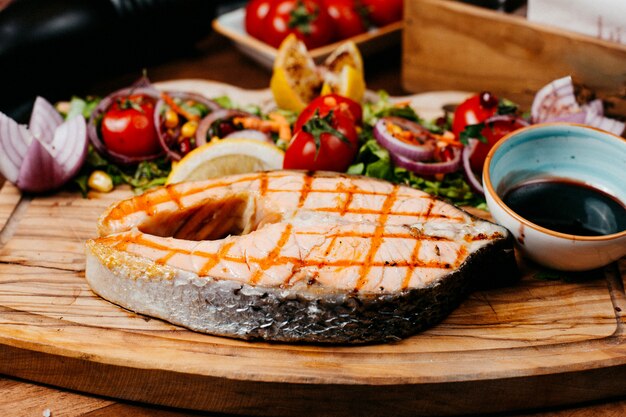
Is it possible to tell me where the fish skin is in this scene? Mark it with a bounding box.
[85,170,518,343]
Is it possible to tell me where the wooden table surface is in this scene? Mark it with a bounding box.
[1,29,626,417]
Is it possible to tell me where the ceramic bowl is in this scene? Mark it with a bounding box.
[483,123,626,271]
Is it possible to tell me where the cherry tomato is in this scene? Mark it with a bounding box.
[293,94,363,132]
[101,94,160,158]
[263,0,335,49]
[452,91,499,139]
[361,0,402,27]
[323,0,367,40]
[284,111,358,171]
[245,0,273,40]
[469,118,528,172]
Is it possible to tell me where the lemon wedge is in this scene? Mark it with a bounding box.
[321,41,366,103]
[166,139,284,184]
[270,34,322,112]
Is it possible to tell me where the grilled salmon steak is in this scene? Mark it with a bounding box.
[86,171,517,343]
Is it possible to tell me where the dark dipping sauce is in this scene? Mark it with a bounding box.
[503,179,626,236]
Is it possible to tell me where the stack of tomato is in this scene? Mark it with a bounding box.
[245,0,403,49]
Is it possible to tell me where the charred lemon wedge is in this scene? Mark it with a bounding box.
[270,34,322,112]
[320,41,365,103]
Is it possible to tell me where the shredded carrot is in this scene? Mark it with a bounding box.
[233,117,275,131]
[268,112,292,141]
[233,114,292,142]
[433,131,463,147]
[393,100,412,108]
[161,92,200,122]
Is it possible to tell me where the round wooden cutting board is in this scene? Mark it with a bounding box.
[0,81,625,416]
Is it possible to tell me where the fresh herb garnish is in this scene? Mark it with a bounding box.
[348,138,485,207]
[459,123,487,145]
[74,146,171,196]
[497,98,519,116]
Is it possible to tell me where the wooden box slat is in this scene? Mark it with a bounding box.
[402,0,626,109]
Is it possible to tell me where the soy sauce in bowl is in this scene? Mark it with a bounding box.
[503,179,626,236]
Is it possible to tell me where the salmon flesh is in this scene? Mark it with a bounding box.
[85,171,517,343]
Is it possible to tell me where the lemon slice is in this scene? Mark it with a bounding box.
[270,34,322,112]
[166,139,284,184]
[321,41,366,102]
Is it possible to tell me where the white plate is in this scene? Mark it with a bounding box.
[212,7,403,70]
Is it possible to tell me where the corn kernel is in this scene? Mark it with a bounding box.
[88,170,113,193]
[181,120,198,138]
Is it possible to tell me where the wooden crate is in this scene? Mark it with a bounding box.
[402,0,626,110]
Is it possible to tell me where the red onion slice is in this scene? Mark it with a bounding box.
[17,116,88,193]
[0,99,88,194]
[390,147,462,176]
[373,117,436,161]
[195,109,257,148]
[531,76,625,136]
[87,86,163,165]
[584,112,625,136]
[29,96,63,144]
[531,76,580,123]
[154,91,222,161]
[581,99,604,116]
[224,129,272,143]
[0,113,32,183]
[462,139,484,195]
[458,114,528,195]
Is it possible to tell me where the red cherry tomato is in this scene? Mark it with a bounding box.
[469,118,528,172]
[101,94,160,158]
[294,94,363,132]
[245,0,274,40]
[452,91,499,139]
[263,0,335,49]
[284,111,358,172]
[361,0,402,27]
[323,0,367,40]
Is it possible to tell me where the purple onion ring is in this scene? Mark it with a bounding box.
[154,91,222,161]
[373,117,436,161]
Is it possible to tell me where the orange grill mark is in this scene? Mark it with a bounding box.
[401,240,422,290]
[166,186,183,210]
[339,184,357,216]
[313,206,462,220]
[453,245,468,268]
[106,171,435,222]
[199,241,234,276]
[310,232,339,275]
[100,233,215,259]
[297,173,314,208]
[98,229,453,282]
[355,185,399,291]
[422,199,435,220]
[250,223,294,285]
[113,236,131,251]
[156,251,176,265]
[106,172,281,221]
[259,172,269,197]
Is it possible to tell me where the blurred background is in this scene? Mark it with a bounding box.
[0,0,529,122]
[0,0,247,121]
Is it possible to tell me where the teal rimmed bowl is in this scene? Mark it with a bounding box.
[483,123,626,271]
